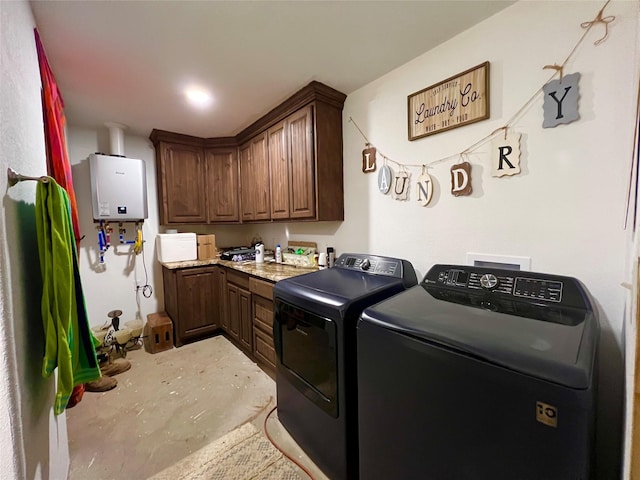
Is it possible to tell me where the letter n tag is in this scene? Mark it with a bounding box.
[542,72,580,128]
[491,132,521,177]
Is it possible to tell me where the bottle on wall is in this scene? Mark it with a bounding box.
[275,244,282,264]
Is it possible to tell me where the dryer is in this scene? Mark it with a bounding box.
[357,264,599,480]
[274,253,417,480]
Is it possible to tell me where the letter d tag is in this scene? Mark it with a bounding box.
[450,162,472,196]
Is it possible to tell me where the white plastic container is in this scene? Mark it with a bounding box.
[255,243,265,263]
[275,244,282,264]
[156,233,197,263]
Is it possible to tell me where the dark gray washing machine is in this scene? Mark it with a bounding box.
[273,253,417,480]
[357,264,599,480]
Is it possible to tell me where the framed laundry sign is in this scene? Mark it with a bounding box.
[408,62,490,141]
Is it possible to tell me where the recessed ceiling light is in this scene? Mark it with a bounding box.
[185,87,213,109]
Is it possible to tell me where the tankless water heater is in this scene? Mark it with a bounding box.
[89,153,148,221]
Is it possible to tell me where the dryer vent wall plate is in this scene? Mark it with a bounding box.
[466,253,531,271]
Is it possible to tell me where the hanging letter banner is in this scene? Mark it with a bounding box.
[542,72,580,128]
[393,171,411,201]
[362,147,377,173]
[378,165,392,194]
[491,132,521,177]
[451,162,472,197]
[416,172,434,206]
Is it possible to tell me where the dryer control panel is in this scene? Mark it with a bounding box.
[335,253,416,282]
[425,265,590,309]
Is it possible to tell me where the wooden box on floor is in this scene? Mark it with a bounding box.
[145,312,174,353]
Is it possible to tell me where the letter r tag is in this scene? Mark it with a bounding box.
[491,132,521,177]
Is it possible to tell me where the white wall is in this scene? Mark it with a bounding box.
[0,1,70,478]
[67,127,163,329]
[334,1,639,477]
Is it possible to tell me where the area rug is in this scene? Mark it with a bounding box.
[149,422,302,480]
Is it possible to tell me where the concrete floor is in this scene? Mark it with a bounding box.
[66,335,329,480]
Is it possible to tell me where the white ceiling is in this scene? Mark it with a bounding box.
[29,1,514,139]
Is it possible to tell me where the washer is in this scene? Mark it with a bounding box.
[273,253,417,480]
[357,264,599,480]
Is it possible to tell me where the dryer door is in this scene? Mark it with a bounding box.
[274,299,338,417]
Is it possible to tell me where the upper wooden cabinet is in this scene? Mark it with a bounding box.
[155,142,206,224]
[150,131,239,225]
[267,120,289,219]
[206,147,240,223]
[151,81,346,225]
[240,132,270,222]
[287,105,315,219]
[268,105,314,220]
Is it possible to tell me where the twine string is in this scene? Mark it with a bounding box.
[581,0,615,45]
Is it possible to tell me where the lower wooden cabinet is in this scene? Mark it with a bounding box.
[249,277,276,375]
[217,267,228,331]
[162,265,220,347]
[163,265,276,377]
[225,270,253,353]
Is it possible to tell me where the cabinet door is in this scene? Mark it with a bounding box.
[288,105,315,219]
[239,287,253,352]
[206,147,240,223]
[176,267,218,345]
[251,133,271,221]
[226,283,240,342]
[240,134,270,222]
[268,120,290,219]
[160,142,206,223]
[217,267,228,332]
[239,141,254,221]
[253,328,276,374]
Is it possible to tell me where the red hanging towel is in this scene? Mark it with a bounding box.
[34,28,87,409]
[33,28,81,250]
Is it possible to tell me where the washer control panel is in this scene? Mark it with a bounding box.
[432,266,563,303]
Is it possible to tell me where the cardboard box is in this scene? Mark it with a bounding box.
[197,234,217,260]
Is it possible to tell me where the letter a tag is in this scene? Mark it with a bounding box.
[491,132,521,177]
[450,162,472,197]
[542,72,580,128]
[378,165,392,194]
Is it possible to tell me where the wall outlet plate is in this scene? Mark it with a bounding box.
[466,252,531,271]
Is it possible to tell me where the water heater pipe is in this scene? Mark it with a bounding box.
[104,122,126,157]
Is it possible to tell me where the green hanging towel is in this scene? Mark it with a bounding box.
[35,178,101,415]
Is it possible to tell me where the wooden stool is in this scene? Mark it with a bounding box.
[145,312,174,353]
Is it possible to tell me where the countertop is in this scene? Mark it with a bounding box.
[160,258,318,283]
